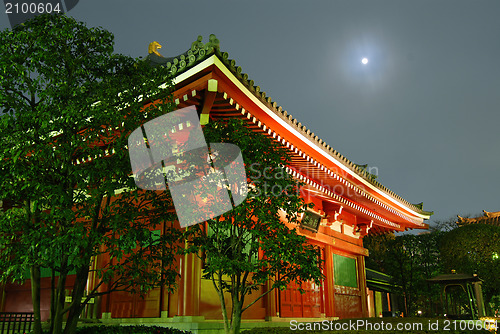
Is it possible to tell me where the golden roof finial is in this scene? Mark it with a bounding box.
[148,41,163,57]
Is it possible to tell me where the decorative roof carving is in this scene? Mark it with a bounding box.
[483,210,500,218]
[148,41,163,57]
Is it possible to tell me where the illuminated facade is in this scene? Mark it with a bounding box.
[1,35,432,328]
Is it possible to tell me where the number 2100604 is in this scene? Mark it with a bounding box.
[5,2,61,14]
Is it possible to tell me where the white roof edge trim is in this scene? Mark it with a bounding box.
[172,56,216,86]
[169,55,429,221]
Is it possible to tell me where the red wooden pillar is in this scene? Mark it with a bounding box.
[176,254,185,316]
[168,263,181,317]
[275,285,280,318]
[357,254,369,317]
[264,242,277,319]
[98,250,112,318]
[265,277,277,319]
[324,245,335,317]
[180,251,201,316]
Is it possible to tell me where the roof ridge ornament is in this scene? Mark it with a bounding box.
[190,34,220,54]
[206,34,220,50]
[483,210,500,218]
[413,202,424,210]
[148,41,163,57]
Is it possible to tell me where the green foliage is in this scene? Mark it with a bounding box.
[35,325,192,334]
[440,224,500,308]
[75,325,191,334]
[184,119,324,334]
[364,231,443,316]
[0,14,178,334]
[365,221,500,317]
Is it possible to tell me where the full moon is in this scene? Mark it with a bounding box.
[361,58,369,65]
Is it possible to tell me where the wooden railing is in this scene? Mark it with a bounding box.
[0,312,34,334]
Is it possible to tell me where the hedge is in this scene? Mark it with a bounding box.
[35,325,193,334]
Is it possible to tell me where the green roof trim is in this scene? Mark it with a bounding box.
[366,268,400,291]
[146,34,432,218]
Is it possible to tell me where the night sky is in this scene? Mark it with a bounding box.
[2,1,499,227]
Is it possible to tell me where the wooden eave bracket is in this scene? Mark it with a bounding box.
[354,220,373,236]
[323,202,343,226]
[200,79,218,125]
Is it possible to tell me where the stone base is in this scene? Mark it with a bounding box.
[171,316,206,323]
[99,315,295,334]
[101,312,112,320]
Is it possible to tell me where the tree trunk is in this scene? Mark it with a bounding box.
[229,298,243,334]
[30,265,43,334]
[50,270,56,334]
[63,264,90,334]
[53,271,68,334]
[212,273,232,334]
[217,288,230,334]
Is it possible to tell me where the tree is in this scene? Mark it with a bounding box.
[412,231,443,315]
[363,232,395,271]
[364,231,443,316]
[440,223,500,314]
[429,214,478,233]
[384,235,418,316]
[184,119,324,334]
[0,14,180,334]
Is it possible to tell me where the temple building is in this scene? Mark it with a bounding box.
[1,35,432,330]
[457,210,500,226]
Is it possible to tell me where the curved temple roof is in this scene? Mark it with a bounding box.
[145,35,433,229]
[457,210,500,226]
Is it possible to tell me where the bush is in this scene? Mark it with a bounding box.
[77,326,192,334]
[35,325,193,334]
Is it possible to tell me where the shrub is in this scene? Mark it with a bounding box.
[35,325,193,334]
[77,326,192,334]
